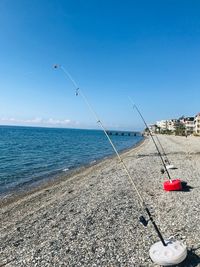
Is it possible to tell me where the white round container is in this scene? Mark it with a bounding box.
[149,239,187,266]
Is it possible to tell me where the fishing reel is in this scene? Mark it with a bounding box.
[139,215,149,227]
[160,168,165,174]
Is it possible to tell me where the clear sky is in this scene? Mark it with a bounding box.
[1,0,200,130]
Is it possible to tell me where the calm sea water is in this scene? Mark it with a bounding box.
[0,126,143,197]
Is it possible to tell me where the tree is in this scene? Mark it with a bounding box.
[175,123,186,136]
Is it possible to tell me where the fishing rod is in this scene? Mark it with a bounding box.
[53,65,187,265]
[53,64,166,245]
[129,99,172,181]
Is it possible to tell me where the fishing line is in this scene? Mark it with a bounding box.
[54,64,167,246]
[128,98,172,182]
[154,134,171,165]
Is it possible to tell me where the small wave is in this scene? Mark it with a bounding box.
[90,160,97,164]
[63,168,69,172]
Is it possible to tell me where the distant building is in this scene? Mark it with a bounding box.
[194,113,200,135]
[155,113,199,136]
[156,119,179,133]
[167,119,178,132]
[182,117,195,135]
[156,120,167,130]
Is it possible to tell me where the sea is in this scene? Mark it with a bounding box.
[0,126,143,198]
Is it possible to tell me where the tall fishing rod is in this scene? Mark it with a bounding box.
[129,99,172,182]
[53,64,167,246]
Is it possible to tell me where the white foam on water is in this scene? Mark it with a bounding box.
[63,168,69,172]
[90,160,97,164]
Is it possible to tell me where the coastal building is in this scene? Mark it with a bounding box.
[167,119,178,132]
[182,117,195,135]
[154,113,199,136]
[194,113,200,135]
[156,119,179,133]
[156,120,167,130]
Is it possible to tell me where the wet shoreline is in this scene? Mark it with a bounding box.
[0,137,145,208]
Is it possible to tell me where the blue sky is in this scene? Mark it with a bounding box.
[0,0,200,130]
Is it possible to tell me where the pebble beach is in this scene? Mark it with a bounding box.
[1,135,200,267]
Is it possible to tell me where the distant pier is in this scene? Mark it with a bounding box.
[106,131,140,137]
